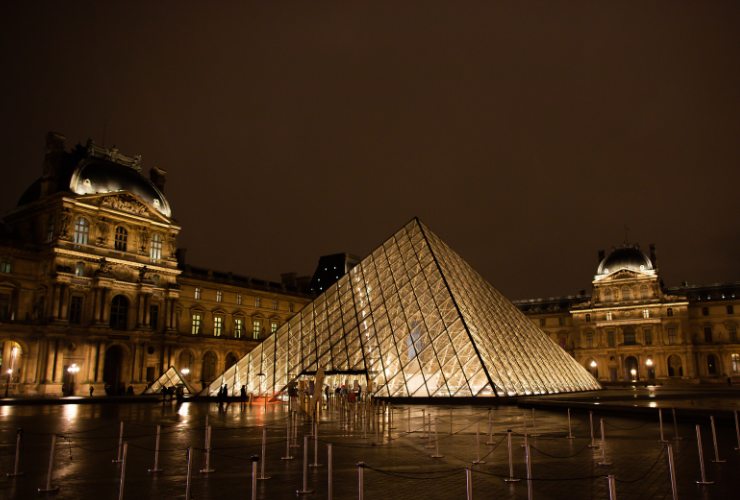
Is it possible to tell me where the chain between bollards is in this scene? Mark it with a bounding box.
[7,428,23,477]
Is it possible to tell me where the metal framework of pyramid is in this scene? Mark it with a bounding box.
[146,366,197,396]
[205,218,600,398]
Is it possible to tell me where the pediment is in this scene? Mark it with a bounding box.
[79,193,170,222]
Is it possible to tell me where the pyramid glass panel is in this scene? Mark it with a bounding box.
[205,218,600,398]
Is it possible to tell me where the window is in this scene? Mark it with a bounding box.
[704,326,713,343]
[623,329,636,345]
[667,327,677,345]
[0,293,10,321]
[585,331,594,348]
[252,319,261,339]
[605,311,613,321]
[216,290,223,303]
[69,296,83,324]
[255,297,261,308]
[702,307,709,316]
[640,285,649,299]
[289,303,294,313]
[642,309,650,319]
[644,328,653,345]
[667,307,673,317]
[73,217,89,245]
[236,294,242,305]
[622,287,632,300]
[150,233,162,262]
[110,295,129,330]
[149,304,159,329]
[0,260,11,273]
[270,321,278,334]
[273,300,279,311]
[213,316,223,336]
[194,287,201,300]
[728,305,735,315]
[607,330,616,347]
[114,226,128,251]
[730,327,738,343]
[75,262,85,277]
[191,313,202,334]
[732,353,740,374]
[585,313,591,323]
[603,288,612,302]
[234,318,243,338]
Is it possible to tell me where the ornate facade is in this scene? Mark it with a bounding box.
[0,133,310,396]
[515,246,739,384]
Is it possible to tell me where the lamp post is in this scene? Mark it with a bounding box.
[630,368,637,382]
[645,358,655,381]
[67,363,80,396]
[181,367,190,378]
[4,346,18,398]
[589,359,598,378]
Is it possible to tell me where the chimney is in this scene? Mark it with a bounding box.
[649,243,657,267]
[41,132,66,196]
[150,167,167,193]
[597,249,605,262]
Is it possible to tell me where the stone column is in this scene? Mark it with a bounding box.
[51,284,61,320]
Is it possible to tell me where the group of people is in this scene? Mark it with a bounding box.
[215,384,250,410]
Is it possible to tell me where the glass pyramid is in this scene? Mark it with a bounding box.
[206,218,600,398]
[146,366,197,396]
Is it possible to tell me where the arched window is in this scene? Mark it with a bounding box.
[150,233,162,262]
[114,226,128,251]
[74,262,85,277]
[73,217,89,245]
[110,295,129,330]
[667,307,673,317]
[622,287,632,301]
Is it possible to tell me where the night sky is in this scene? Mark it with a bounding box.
[1,2,738,299]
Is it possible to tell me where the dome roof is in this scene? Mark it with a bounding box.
[596,245,654,277]
[69,159,171,217]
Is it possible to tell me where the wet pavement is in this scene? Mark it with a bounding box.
[0,396,738,499]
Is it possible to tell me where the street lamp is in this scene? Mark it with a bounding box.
[181,367,190,377]
[67,363,80,396]
[630,368,637,381]
[589,360,597,368]
[645,358,654,381]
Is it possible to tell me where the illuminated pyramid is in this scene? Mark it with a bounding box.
[206,218,600,398]
[147,366,197,396]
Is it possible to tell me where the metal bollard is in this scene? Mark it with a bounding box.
[113,420,124,462]
[672,408,682,441]
[328,444,334,500]
[530,408,540,437]
[709,416,725,463]
[588,411,598,448]
[695,425,714,485]
[486,409,495,445]
[421,409,426,438]
[596,418,611,466]
[735,410,740,451]
[200,425,215,473]
[666,443,678,500]
[185,447,193,500]
[407,407,411,433]
[37,434,59,493]
[504,429,520,482]
[148,424,162,473]
[425,414,434,449]
[296,435,313,494]
[7,428,23,477]
[118,442,128,500]
[465,467,473,500]
[259,426,271,479]
[607,474,617,500]
[250,455,259,500]
[659,409,667,443]
[431,417,443,458]
[282,414,294,460]
[310,422,322,467]
[566,408,574,439]
[472,422,485,464]
[357,462,365,500]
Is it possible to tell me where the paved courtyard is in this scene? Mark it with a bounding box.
[0,396,738,499]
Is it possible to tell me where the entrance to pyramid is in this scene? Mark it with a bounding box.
[204,218,600,399]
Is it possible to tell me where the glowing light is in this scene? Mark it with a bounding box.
[645,358,653,367]
[181,367,190,376]
[67,363,80,374]
[590,360,597,368]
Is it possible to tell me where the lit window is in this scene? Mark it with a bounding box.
[75,262,85,277]
[216,290,223,303]
[114,226,128,251]
[191,313,202,334]
[73,217,89,245]
[732,353,740,373]
[0,260,11,274]
[236,294,242,305]
[642,309,650,319]
[255,297,261,308]
[273,300,279,311]
[194,287,201,300]
[214,316,223,336]
[606,311,613,321]
[270,321,278,334]
[253,319,261,339]
[150,233,162,262]
[234,318,243,338]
